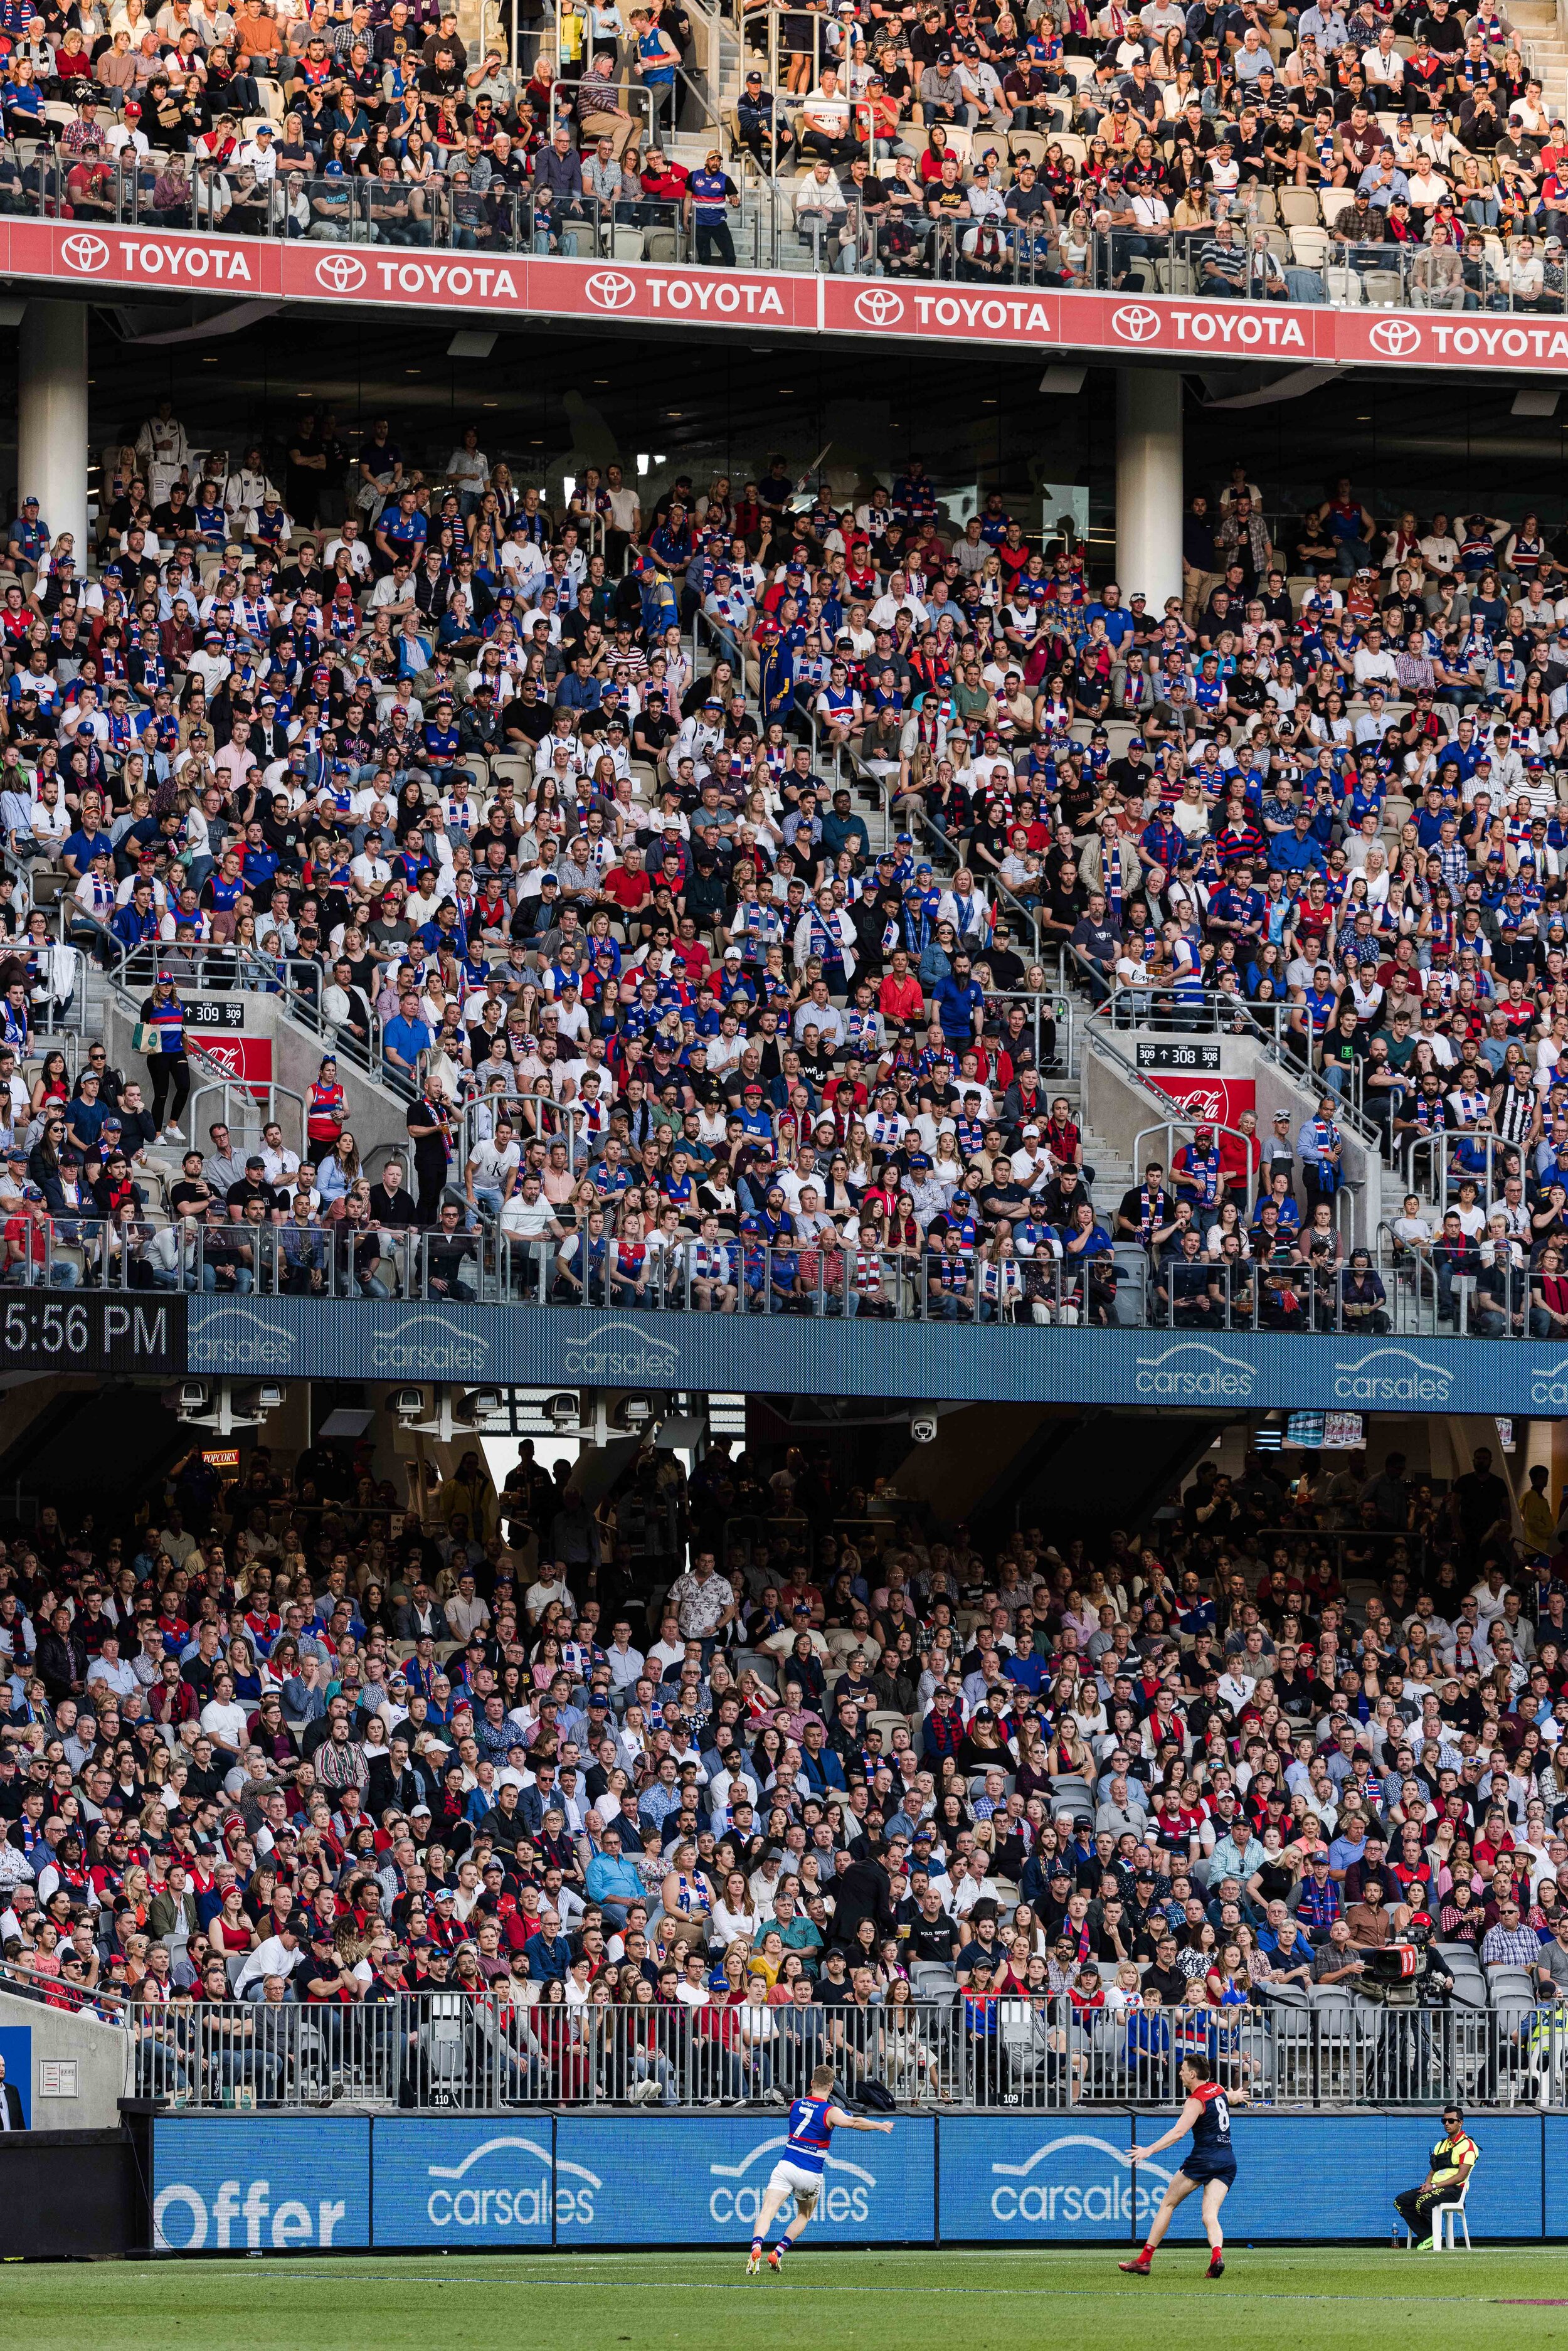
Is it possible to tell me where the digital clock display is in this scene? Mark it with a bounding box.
[0,1297,184,1373]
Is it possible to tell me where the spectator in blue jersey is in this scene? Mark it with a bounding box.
[686,149,738,266]
[1126,1984,1171,2062]
[137,970,191,1140]
[1296,1852,1345,1939]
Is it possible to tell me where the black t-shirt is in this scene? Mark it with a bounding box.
[225,1176,277,1214]
[1044,879,1086,933]
[1452,1468,1510,1539]
[1058,771,1100,830]
[406,1095,449,1172]
[906,1912,961,1963]
[1117,1182,1170,1234]
[506,693,553,744]
[1140,1958,1187,2002]
[1253,1858,1296,1905]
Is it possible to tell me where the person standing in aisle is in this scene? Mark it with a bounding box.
[138,969,190,1141]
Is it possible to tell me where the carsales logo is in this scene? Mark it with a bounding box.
[1368,316,1421,358]
[1111,303,1162,342]
[988,2136,1175,2227]
[853,285,905,327]
[585,270,638,310]
[61,233,110,274]
[314,252,366,294]
[708,2135,878,2226]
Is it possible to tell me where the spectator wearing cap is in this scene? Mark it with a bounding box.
[1481,1899,1540,1969]
[918,46,968,126]
[737,67,793,166]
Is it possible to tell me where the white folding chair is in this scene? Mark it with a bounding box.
[1405,2153,1478,2250]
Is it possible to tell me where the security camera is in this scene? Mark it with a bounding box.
[545,1391,581,1430]
[615,1394,654,1433]
[455,1388,503,1426]
[164,1377,281,1434]
[390,1387,425,1421]
[233,1382,286,1418]
[909,1411,939,1445]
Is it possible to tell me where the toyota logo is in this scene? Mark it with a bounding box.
[1111,303,1162,343]
[314,252,366,294]
[585,270,638,311]
[60,233,109,275]
[1368,316,1421,358]
[853,285,905,328]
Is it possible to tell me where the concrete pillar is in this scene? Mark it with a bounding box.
[18,301,88,575]
[1115,367,1184,612]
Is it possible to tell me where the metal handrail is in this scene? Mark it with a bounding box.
[1064,936,1384,1150]
[188,1077,309,1165]
[11,1221,1525,1339]
[11,141,1568,314]
[73,910,408,1103]
[1133,1116,1259,1221]
[118,1988,1568,2116]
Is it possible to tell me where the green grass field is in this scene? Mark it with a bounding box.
[16,2249,1568,2350]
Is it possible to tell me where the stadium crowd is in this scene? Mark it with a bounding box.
[0,0,1559,297]
[0,1426,1564,2108]
[4,425,1568,1328]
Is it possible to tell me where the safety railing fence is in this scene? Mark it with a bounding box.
[1098,989,1291,1047]
[457,1089,581,1180]
[1135,1117,1259,1221]
[9,151,1568,317]
[548,78,657,145]
[82,1220,511,1303]
[75,914,405,1103]
[88,928,317,1005]
[1150,1244,1380,1336]
[188,1076,309,1169]
[1248,1522,1430,1581]
[7,1219,1552,1342]
[127,1993,1568,2114]
[915,802,1042,965]
[20,941,87,1038]
[1407,1130,1522,1234]
[1068,945,1388,1241]
[988,988,1075,1080]
[84,169,759,267]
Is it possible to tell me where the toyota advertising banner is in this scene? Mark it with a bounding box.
[16,216,1568,373]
